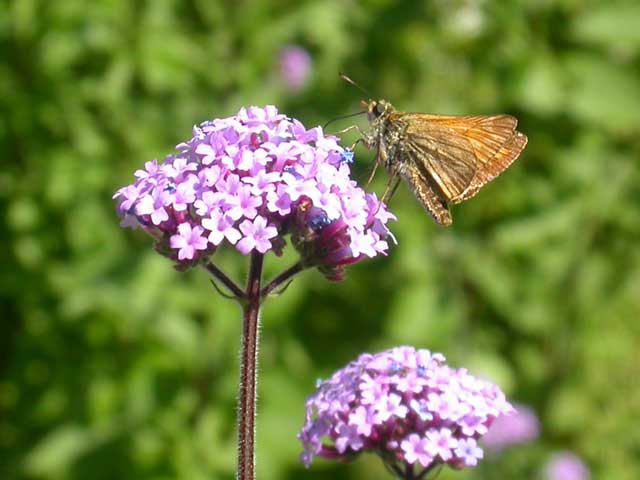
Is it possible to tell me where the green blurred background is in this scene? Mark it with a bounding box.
[2,0,639,479]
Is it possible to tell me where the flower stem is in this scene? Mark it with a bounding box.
[237,251,264,480]
[204,261,246,300]
[416,462,441,480]
[260,261,304,300]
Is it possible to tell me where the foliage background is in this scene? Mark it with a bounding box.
[2,0,639,479]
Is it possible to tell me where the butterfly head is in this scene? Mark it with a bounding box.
[361,99,394,122]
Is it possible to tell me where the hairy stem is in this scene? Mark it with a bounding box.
[237,252,264,480]
[204,261,246,300]
[416,462,441,480]
[260,261,304,300]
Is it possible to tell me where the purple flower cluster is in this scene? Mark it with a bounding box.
[298,346,514,477]
[114,106,394,276]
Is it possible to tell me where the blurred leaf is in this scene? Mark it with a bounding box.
[565,54,640,132]
[573,3,640,52]
[23,425,94,477]
[517,54,566,115]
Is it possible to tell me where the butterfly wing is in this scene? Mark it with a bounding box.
[396,113,527,204]
[397,160,453,226]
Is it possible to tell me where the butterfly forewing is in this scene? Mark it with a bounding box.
[398,113,528,204]
[460,129,527,202]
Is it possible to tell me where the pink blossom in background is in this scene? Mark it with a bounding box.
[279,45,312,91]
[543,452,590,480]
[481,403,540,451]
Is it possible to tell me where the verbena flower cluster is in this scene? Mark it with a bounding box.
[113,106,395,278]
[299,346,514,476]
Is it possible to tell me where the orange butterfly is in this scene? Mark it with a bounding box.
[341,76,528,226]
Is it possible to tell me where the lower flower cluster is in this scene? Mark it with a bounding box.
[298,346,514,476]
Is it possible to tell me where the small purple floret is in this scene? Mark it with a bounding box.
[170,223,208,261]
[454,438,484,467]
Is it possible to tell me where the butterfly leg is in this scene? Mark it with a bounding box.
[364,150,385,188]
[349,137,364,151]
[333,125,366,136]
[380,174,402,204]
[333,125,377,149]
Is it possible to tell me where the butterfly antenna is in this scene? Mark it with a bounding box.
[323,110,367,129]
[339,72,371,98]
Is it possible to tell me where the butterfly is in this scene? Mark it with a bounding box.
[340,75,528,226]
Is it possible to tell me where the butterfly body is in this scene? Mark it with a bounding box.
[359,99,528,226]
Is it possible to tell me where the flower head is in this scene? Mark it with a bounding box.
[298,346,514,477]
[114,106,394,275]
